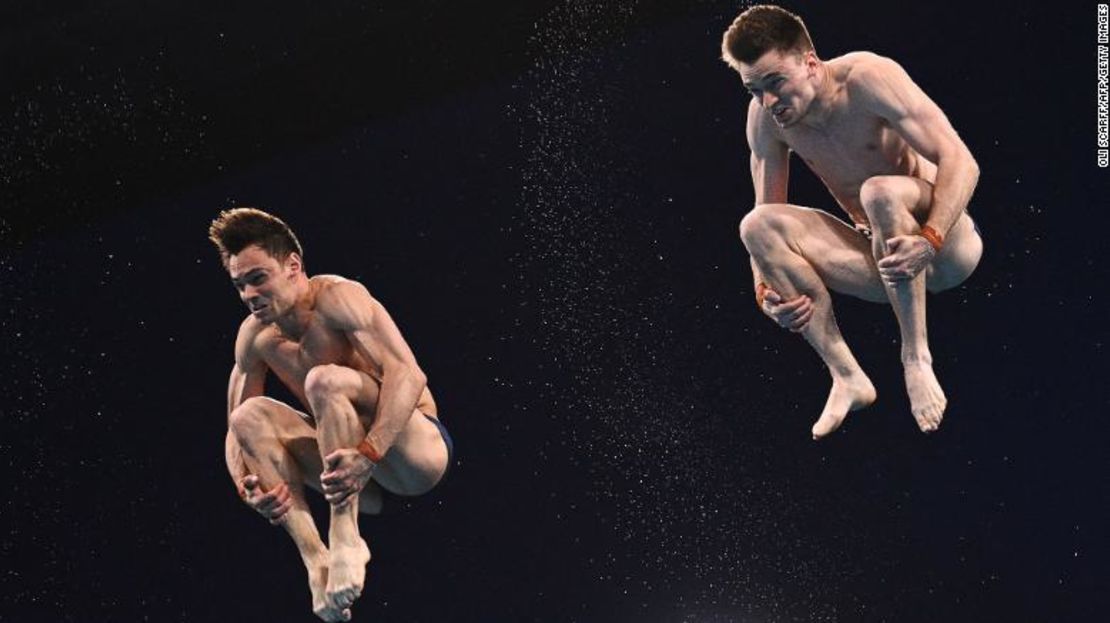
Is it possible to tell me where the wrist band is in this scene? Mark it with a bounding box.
[756,282,769,308]
[237,476,252,500]
[919,225,943,252]
[357,438,383,464]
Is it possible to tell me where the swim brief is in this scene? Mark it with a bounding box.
[423,412,455,480]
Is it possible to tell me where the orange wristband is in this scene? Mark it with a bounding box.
[755,282,770,308]
[357,438,383,464]
[919,225,943,252]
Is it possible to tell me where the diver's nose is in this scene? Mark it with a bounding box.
[761,91,778,109]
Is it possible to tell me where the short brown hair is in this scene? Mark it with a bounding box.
[721,5,815,70]
[208,207,304,269]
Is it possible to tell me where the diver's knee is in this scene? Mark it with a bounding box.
[859,176,901,206]
[228,397,276,438]
[739,204,792,251]
[304,364,357,403]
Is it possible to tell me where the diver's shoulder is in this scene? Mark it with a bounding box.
[830,51,893,67]
[309,273,350,287]
[311,274,373,301]
[233,314,269,362]
[311,276,377,329]
[236,313,266,338]
[834,52,902,81]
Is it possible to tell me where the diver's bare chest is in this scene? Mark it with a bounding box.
[259,319,353,375]
[785,119,889,175]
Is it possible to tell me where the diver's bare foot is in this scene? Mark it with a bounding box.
[309,563,349,622]
[326,538,370,614]
[811,373,877,440]
[904,360,947,432]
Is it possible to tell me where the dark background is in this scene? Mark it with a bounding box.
[3,1,1107,621]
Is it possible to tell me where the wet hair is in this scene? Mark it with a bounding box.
[207,207,304,269]
[721,5,815,70]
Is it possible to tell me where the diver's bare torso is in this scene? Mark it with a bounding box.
[241,275,437,418]
[758,52,940,222]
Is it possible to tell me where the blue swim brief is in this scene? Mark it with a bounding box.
[423,412,455,479]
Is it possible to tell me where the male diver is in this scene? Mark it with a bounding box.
[722,6,982,438]
[209,207,453,620]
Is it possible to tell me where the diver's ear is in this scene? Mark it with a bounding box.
[285,252,304,276]
[803,50,820,76]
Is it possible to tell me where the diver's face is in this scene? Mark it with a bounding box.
[738,49,818,128]
[227,245,301,324]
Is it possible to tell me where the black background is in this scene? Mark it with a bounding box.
[3,1,1108,621]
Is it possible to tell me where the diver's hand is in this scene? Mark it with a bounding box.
[877,235,935,285]
[761,286,814,333]
[320,449,374,507]
[238,474,292,525]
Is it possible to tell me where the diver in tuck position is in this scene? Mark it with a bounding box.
[721,6,983,438]
[209,207,453,621]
